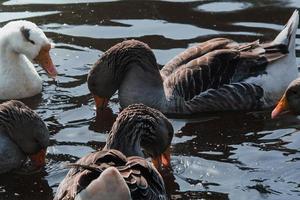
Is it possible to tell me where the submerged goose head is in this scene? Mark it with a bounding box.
[2,20,57,77]
[272,78,300,118]
[0,100,50,168]
[105,103,174,169]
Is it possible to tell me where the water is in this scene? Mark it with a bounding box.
[0,0,300,199]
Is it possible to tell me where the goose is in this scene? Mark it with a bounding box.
[271,77,300,118]
[88,10,299,114]
[0,100,49,174]
[54,104,174,200]
[0,20,57,100]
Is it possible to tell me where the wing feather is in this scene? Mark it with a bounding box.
[185,82,264,112]
[164,49,240,101]
[160,38,239,79]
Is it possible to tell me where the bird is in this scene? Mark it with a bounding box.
[54,104,174,200]
[88,10,299,115]
[0,100,49,174]
[0,20,57,100]
[271,77,300,118]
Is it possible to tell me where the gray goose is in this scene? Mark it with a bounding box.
[0,100,49,173]
[88,10,298,114]
[54,104,173,200]
[272,77,300,118]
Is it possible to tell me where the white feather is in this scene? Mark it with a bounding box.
[245,10,299,106]
[0,20,51,99]
[75,167,132,200]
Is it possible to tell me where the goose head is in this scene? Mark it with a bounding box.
[105,104,174,169]
[87,40,159,110]
[2,20,57,77]
[272,78,300,118]
[0,100,50,168]
[87,60,118,110]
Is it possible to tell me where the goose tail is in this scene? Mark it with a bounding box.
[273,10,299,52]
[75,167,131,200]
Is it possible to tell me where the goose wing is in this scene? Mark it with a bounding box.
[160,38,238,79]
[163,38,288,112]
[184,82,264,112]
[163,48,241,101]
[120,156,166,200]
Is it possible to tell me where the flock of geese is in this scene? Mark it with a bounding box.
[0,9,298,200]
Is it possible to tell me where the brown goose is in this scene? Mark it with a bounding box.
[54,104,173,200]
[272,77,300,118]
[0,100,49,173]
[88,10,298,114]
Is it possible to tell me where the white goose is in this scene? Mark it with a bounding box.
[0,20,57,100]
[88,10,299,114]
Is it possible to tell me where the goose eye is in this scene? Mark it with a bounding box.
[20,26,35,45]
[28,40,35,45]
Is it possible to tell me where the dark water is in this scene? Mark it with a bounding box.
[0,0,299,199]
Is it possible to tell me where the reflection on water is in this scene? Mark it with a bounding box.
[0,0,299,199]
[197,2,252,12]
[2,0,118,5]
[0,11,60,23]
[45,20,219,40]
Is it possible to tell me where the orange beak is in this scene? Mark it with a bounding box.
[29,149,47,168]
[271,94,289,119]
[152,147,171,170]
[93,95,109,110]
[34,44,57,78]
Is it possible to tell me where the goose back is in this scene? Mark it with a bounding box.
[54,149,167,200]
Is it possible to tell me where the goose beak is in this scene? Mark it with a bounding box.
[93,95,109,110]
[34,44,57,78]
[271,95,289,119]
[152,147,171,170]
[29,149,47,168]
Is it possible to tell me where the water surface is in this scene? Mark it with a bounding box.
[0,0,299,199]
